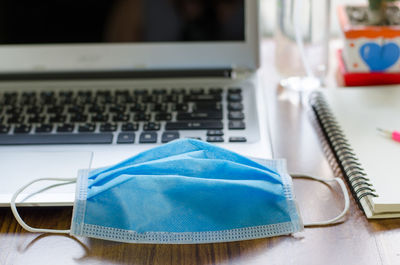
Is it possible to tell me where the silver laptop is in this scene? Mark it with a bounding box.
[0,0,273,206]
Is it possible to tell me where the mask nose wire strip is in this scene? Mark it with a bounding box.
[10,178,76,234]
[291,174,350,227]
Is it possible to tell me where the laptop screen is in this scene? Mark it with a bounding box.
[0,0,245,44]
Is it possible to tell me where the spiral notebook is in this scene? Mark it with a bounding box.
[310,86,400,219]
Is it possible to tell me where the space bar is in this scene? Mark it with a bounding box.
[0,133,113,145]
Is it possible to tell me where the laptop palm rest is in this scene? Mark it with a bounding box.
[0,151,93,206]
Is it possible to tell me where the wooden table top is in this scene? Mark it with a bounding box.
[1,41,400,265]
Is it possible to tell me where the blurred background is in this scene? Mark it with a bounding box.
[261,0,364,37]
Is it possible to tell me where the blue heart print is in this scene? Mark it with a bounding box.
[359,42,400,71]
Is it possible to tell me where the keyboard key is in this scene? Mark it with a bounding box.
[57,124,75,133]
[35,124,53,133]
[78,123,96,132]
[177,111,223,121]
[130,103,147,112]
[209,88,223,94]
[142,95,157,103]
[100,123,117,132]
[6,106,22,115]
[161,131,180,143]
[95,90,111,96]
[78,91,92,96]
[40,91,54,98]
[151,103,167,112]
[121,122,139,131]
[40,91,55,104]
[0,125,10,134]
[134,113,151,121]
[76,91,93,104]
[28,115,45,123]
[14,124,31,134]
[88,105,105,113]
[114,93,131,103]
[164,94,179,103]
[153,89,167,94]
[4,92,17,105]
[229,136,247,143]
[193,102,222,112]
[0,133,113,145]
[115,90,130,96]
[26,106,43,114]
[166,121,223,130]
[49,114,66,123]
[229,121,246,130]
[228,88,242,94]
[134,89,148,95]
[117,133,135,144]
[109,104,126,113]
[95,91,113,104]
[184,94,222,102]
[171,88,186,94]
[113,113,130,122]
[22,91,36,98]
[47,105,64,114]
[143,122,160,131]
[190,88,204,95]
[155,113,172,121]
[228,111,245,120]
[172,103,188,112]
[59,91,73,98]
[227,93,243,102]
[207,130,224,136]
[7,115,24,124]
[68,105,85,113]
[59,94,74,104]
[21,96,37,105]
[228,102,244,111]
[70,114,88,122]
[139,132,157,143]
[119,95,135,103]
[206,136,224,143]
[186,137,202,141]
[91,113,109,122]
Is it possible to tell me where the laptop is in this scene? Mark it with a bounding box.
[0,0,273,206]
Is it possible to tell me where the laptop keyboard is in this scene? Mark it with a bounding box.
[0,87,248,145]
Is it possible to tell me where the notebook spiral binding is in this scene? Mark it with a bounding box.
[310,92,378,209]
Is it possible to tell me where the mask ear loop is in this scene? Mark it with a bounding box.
[10,178,76,234]
[291,174,350,227]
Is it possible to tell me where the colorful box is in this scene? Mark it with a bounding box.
[338,5,400,73]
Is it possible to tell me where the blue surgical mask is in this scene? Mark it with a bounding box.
[11,139,349,244]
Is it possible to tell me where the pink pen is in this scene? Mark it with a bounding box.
[377,128,400,143]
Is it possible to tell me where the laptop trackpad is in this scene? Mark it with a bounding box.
[0,151,93,206]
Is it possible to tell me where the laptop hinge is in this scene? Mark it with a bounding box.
[0,68,233,81]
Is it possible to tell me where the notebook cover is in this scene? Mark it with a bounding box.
[312,86,400,218]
